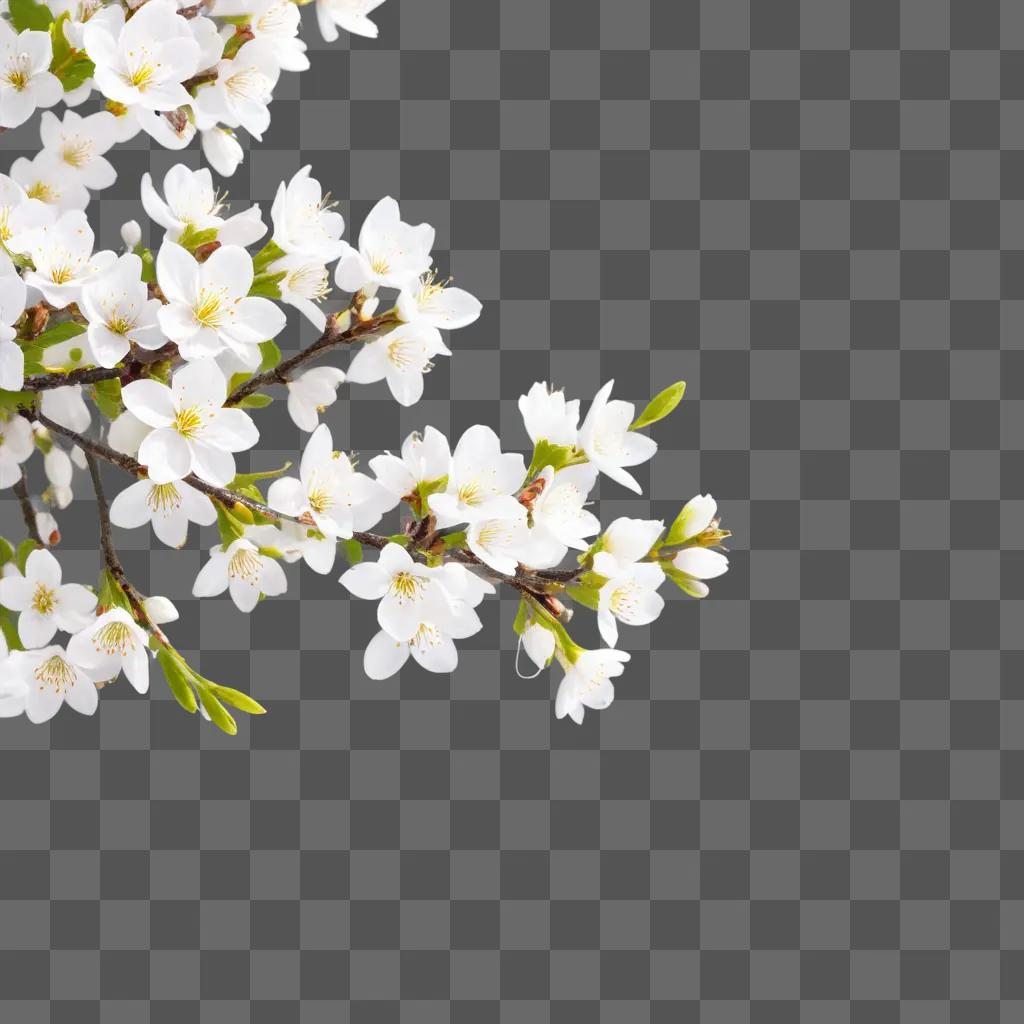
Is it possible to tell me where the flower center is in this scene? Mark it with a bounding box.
[4,55,31,92]
[228,547,263,583]
[107,312,136,335]
[386,336,416,368]
[286,264,330,301]
[226,66,268,100]
[193,288,227,328]
[32,583,57,616]
[477,520,514,551]
[610,581,640,619]
[93,621,137,657]
[27,182,57,204]
[35,654,76,692]
[389,572,424,602]
[412,623,442,650]
[146,482,183,514]
[61,140,92,169]
[126,60,158,91]
[173,406,205,439]
[456,480,483,506]
[370,255,391,276]
[307,486,332,515]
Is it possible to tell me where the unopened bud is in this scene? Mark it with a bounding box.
[143,595,179,625]
[121,220,141,249]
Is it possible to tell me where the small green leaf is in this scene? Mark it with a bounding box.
[209,684,266,716]
[512,597,529,636]
[136,246,156,284]
[10,0,53,32]
[341,538,363,565]
[386,534,411,547]
[0,608,23,652]
[630,380,686,431]
[34,320,85,348]
[97,569,132,614]
[157,649,198,713]
[0,537,14,566]
[198,687,238,735]
[215,502,247,547]
[248,271,287,300]
[228,371,251,395]
[15,538,39,574]
[252,239,285,275]
[565,584,600,610]
[230,463,292,487]
[526,439,579,480]
[91,377,122,419]
[0,390,37,412]
[442,530,467,550]
[176,224,219,253]
[56,53,94,91]
[238,393,273,409]
[258,339,282,372]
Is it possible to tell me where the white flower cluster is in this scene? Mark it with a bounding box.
[0,0,387,175]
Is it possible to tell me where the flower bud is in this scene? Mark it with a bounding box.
[120,220,141,249]
[143,596,179,625]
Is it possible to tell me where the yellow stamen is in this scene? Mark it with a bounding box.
[146,483,183,514]
[35,654,76,692]
[32,583,56,616]
[228,547,263,583]
[173,406,204,439]
[93,621,137,657]
[193,289,227,329]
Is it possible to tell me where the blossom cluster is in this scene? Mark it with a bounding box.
[0,150,729,734]
[0,0,386,175]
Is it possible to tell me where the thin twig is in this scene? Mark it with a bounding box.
[225,312,399,406]
[12,471,42,545]
[22,365,123,392]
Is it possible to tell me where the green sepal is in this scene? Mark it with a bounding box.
[630,380,686,431]
[412,475,447,517]
[525,439,579,481]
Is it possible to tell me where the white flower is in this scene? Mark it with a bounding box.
[0,173,54,255]
[428,424,525,526]
[270,164,346,262]
[192,537,288,613]
[21,210,116,307]
[554,648,630,725]
[43,445,74,509]
[142,595,179,624]
[267,423,382,539]
[0,548,97,648]
[465,497,530,575]
[597,516,665,573]
[518,382,580,448]
[285,366,346,433]
[235,0,309,71]
[120,219,141,249]
[578,380,658,494]
[84,0,200,111]
[670,493,718,544]
[0,22,61,129]
[107,409,151,457]
[0,414,33,487]
[397,272,482,332]
[109,476,217,548]
[369,424,451,507]
[672,547,729,599]
[41,385,91,433]
[316,0,386,42]
[14,643,101,723]
[0,633,28,718]
[522,622,555,670]
[346,322,448,407]
[201,127,244,178]
[141,165,267,247]
[156,241,286,366]
[268,254,332,330]
[340,541,457,643]
[195,40,279,140]
[11,151,89,212]
[80,253,166,368]
[134,105,197,149]
[67,607,150,693]
[525,464,600,569]
[335,196,434,293]
[268,520,338,575]
[187,11,225,69]
[592,552,665,648]
[0,270,27,391]
[122,358,259,486]
[39,110,118,191]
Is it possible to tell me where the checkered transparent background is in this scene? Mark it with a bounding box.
[0,0,1020,1020]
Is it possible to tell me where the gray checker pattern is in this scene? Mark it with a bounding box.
[0,0,1020,1020]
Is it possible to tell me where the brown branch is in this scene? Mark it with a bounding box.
[225,311,399,406]
[12,470,42,545]
[22,365,123,391]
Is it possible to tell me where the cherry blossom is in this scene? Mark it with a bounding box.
[554,648,631,725]
[21,209,116,307]
[193,536,288,612]
[518,382,580,448]
[68,607,150,693]
[578,380,658,494]
[285,366,347,433]
[109,476,217,548]
[0,270,27,392]
[316,0,386,42]
[0,23,61,129]
[0,413,35,488]
[14,643,101,723]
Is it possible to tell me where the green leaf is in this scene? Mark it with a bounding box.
[0,537,14,566]
[91,377,122,419]
[442,530,467,550]
[526,439,579,480]
[48,11,94,90]
[252,239,285,275]
[55,52,94,91]
[9,0,53,32]
[136,246,156,284]
[412,475,448,516]
[215,502,247,547]
[198,686,238,735]
[34,320,85,348]
[97,568,132,614]
[248,271,286,300]
[157,649,198,713]
[258,339,281,372]
[209,684,266,716]
[15,538,39,574]
[386,534,411,547]
[0,608,23,652]
[230,463,292,487]
[630,380,686,431]
[176,224,219,253]
[0,390,36,412]
[341,538,363,565]
[664,564,709,599]
[238,393,273,409]
[512,597,529,636]
[49,11,70,64]
[228,371,251,395]
[565,584,600,610]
